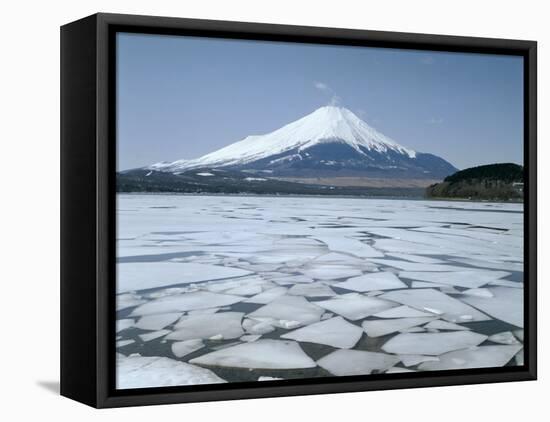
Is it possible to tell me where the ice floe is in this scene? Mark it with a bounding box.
[139,329,170,342]
[117,355,225,388]
[242,318,276,335]
[460,288,495,298]
[362,317,435,338]
[399,270,511,289]
[398,354,440,367]
[287,282,335,297]
[117,262,252,293]
[423,320,470,331]
[315,295,397,321]
[166,312,244,341]
[171,339,205,358]
[299,264,363,280]
[135,313,182,331]
[117,293,146,311]
[488,331,520,345]
[313,236,383,258]
[460,287,523,328]
[131,291,244,316]
[116,319,135,332]
[373,305,435,318]
[281,316,363,348]
[116,339,135,348]
[382,331,488,355]
[418,345,523,370]
[338,271,407,292]
[189,339,317,369]
[247,296,324,328]
[380,289,490,323]
[244,287,288,304]
[317,350,399,376]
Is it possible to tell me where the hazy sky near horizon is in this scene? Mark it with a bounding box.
[117,32,524,171]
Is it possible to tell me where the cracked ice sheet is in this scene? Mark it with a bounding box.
[117,262,253,293]
[135,313,182,331]
[399,270,511,289]
[379,289,490,323]
[317,350,399,376]
[189,339,316,369]
[315,294,398,321]
[172,339,205,358]
[382,331,488,355]
[336,272,407,292]
[130,291,244,316]
[244,287,288,304]
[247,296,324,328]
[373,305,435,318]
[312,236,384,258]
[362,317,436,338]
[423,320,470,331]
[418,345,523,370]
[281,316,363,348]
[460,287,524,328]
[299,264,364,281]
[116,355,225,389]
[287,282,336,297]
[166,312,244,341]
[368,259,468,272]
[203,276,272,294]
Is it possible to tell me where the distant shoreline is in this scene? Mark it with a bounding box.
[116,191,524,205]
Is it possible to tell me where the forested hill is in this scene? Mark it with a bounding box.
[426,163,524,201]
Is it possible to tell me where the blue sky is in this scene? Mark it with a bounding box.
[117,32,524,171]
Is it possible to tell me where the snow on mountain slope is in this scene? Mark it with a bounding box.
[149,106,457,179]
[151,106,415,170]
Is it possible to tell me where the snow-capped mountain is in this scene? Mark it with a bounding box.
[149,106,457,179]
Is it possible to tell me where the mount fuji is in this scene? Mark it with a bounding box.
[147,106,458,179]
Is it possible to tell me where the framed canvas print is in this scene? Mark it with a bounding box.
[60,13,537,408]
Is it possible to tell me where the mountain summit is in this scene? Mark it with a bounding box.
[149,106,457,179]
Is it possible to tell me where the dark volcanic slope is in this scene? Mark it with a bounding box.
[117,168,426,197]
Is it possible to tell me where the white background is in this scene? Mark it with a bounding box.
[1,0,546,419]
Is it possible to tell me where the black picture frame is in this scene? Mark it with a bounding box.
[60,12,537,408]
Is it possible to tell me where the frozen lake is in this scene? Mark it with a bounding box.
[116,194,524,389]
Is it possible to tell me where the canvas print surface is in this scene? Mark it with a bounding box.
[115,33,524,389]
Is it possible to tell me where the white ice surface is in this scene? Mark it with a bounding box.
[399,270,511,289]
[281,316,363,348]
[116,319,135,333]
[117,355,225,388]
[314,235,384,258]
[488,331,520,345]
[135,313,182,331]
[336,271,407,292]
[398,354,440,367]
[139,329,170,342]
[131,291,244,316]
[315,295,397,321]
[287,282,335,297]
[418,345,523,370]
[317,349,400,376]
[247,296,324,328]
[189,339,317,369]
[166,312,244,341]
[380,289,490,323]
[373,305,435,318]
[382,331,488,355]
[171,339,205,358]
[244,287,288,304]
[362,317,435,338]
[461,287,523,328]
[423,320,470,331]
[117,262,252,293]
